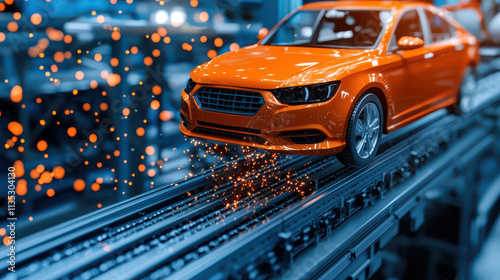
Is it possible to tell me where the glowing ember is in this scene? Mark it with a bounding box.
[75,71,85,80]
[199,12,209,22]
[89,134,98,143]
[10,85,23,103]
[150,100,160,110]
[145,146,155,156]
[46,188,55,197]
[16,179,28,196]
[31,13,43,25]
[67,127,77,137]
[214,38,223,47]
[73,179,86,192]
[52,167,65,180]
[37,140,48,152]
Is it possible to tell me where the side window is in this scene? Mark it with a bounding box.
[389,10,424,50]
[425,10,454,42]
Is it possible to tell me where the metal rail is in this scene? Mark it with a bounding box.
[290,129,496,280]
[0,153,303,273]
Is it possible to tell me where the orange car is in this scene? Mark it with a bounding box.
[180,1,479,166]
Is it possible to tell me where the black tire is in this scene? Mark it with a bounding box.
[337,93,383,167]
[448,66,477,115]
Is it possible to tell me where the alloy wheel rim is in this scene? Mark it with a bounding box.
[355,102,380,159]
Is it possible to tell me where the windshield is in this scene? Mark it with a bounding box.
[263,9,393,48]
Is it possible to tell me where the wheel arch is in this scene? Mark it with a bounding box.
[345,84,389,135]
[364,87,389,134]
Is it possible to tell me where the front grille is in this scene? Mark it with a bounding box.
[194,87,264,116]
[193,126,266,144]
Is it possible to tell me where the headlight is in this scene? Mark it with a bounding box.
[185,78,197,94]
[271,81,340,105]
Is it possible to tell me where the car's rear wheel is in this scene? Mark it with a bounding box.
[337,93,383,167]
[449,66,477,115]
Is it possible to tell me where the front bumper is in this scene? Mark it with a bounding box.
[179,85,348,156]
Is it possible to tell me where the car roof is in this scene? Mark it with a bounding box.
[300,1,433,10]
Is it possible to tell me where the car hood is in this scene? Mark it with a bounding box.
[191,44,378,89]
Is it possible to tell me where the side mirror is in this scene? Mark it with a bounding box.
[397,36,424,50]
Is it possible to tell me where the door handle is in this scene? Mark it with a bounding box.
[424,52,434,59]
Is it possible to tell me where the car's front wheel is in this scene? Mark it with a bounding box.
[337,93,383,167]
[449,66,478,115]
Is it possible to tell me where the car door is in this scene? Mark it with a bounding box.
[421,8,463,102]
[385,8,433,127]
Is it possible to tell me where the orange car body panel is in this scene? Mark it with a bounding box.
[180,1,479,155]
